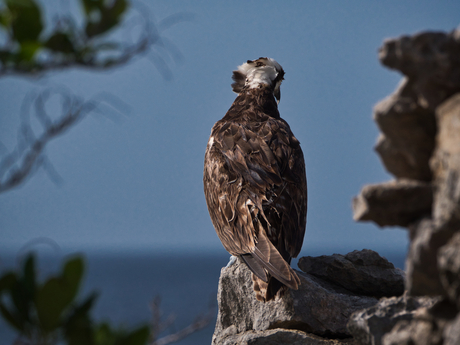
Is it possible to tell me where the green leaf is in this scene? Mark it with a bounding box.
[45,32,75,54]
[4,254,38,326]
[110,0,128,20]
[0,272,24,332]
[0,302,25,332]
[85,0,128,38]
[64,293,98,345]
[64,291,98,344]
[18,254,37,324]
[0,7,13,28]
[18,40,41,61]
[72,291,98,317]
[0,50,12,64]
[120,326,150,345]
[81,0,104,16]
[66,319,94,345]
[10,281,32,325]
[92,322,150,345]
[36,256,84,332]
[94,322,116,345]
[62,257,84,294]
[6,0,43,42]
[0,272,17,292]
[0,271,30,330]
[22,254,36,298]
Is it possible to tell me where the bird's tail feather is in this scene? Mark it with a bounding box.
[252,274,288,302]
[252,227,300,290]
[240,254,268,282]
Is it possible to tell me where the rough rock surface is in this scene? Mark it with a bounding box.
[443,313,460,345]
[216,328,355,345]
[347,294,439,345]
[298,249,405,298]
[352,28,460,345]
[380,299,458,345]
[438,232,460,309]
[352,180,432,227]
[378,31,460,109]
[405,218,448,296]
[212,257,378,345]
[430,93,460,228]
[373,79,437,181]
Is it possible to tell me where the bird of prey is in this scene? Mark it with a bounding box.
[203,57,307,302]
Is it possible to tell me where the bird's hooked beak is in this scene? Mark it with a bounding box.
[274,88,281,104]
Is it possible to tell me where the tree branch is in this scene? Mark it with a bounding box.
[0,3,192,79]
[0,89,126,193]
[150,297,215,345]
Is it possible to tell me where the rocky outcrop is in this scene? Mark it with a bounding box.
[431,93,460,228]
[352,180,432,227]
[298,249,405,298]
[351,28,460,345]
[348,294,439,345]
[380,299,458,345]
[215,328,355,345]
[213,250,403,345]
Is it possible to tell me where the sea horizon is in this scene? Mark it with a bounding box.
[0,247,406,345]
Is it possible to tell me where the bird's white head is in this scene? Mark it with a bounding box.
[231,57,285,103]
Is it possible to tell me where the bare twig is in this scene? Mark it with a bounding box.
[150,297,215,345]
[0,1,192,193]
[0,89,127,193]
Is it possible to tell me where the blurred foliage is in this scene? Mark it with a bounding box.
[0,0,148,75]
[0,253,150,345]
[0,3,206,342]
[0,0,188,193]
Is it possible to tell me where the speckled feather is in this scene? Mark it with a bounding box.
[203,58,307,301]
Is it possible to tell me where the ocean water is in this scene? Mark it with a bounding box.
[0,249,405,345]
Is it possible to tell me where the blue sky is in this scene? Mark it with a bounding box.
[1,1,459,259]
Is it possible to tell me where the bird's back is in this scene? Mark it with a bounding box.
[204,58,307,301]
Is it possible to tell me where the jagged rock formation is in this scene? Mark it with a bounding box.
[348,294,440,345]
[212,250,404,345]
[351,28,460,345]
[298,249,405,298]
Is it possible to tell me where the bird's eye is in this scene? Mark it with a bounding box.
[256,62,264,67]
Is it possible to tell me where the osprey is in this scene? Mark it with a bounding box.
[203,57,307,302]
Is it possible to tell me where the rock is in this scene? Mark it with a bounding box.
[298,249,405,298]
[347,294,439,345]
[430,93,460,228]
[404,95,460,298]
[438,232,460,308]
[404,218,451,296]
[444,313,460,345]
[381,299,458,345]
[378,30,460,110]
[216,328,355,345]
[371,30,460,182]
[373,80,436,181]
[352,180,432,227]
[382,319,437,345]
[212,257,377,344]
[351,28,460,345]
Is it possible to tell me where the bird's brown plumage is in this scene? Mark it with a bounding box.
[203,58,307,301]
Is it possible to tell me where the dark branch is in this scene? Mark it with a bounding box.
[0,89,124,193]
[150,297,215,345]
[0,4,192,79]
[0,1,191,193]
